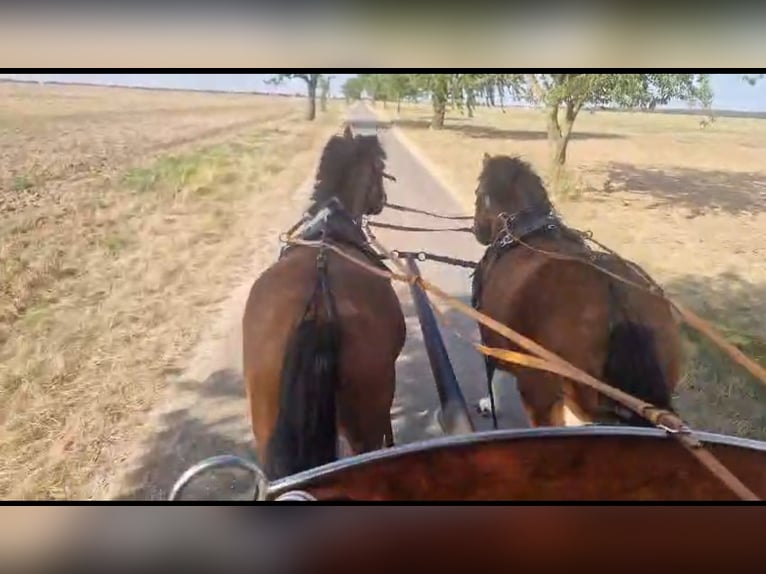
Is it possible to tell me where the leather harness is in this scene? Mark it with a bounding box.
[280,197,390,272]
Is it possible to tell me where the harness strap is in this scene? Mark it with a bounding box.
[280,197,389,272]
[384,201,473,221]
[472,210,567,428]
[281,234,762,501]
[367,221,474,234]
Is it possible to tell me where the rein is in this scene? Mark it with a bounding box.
[368,221,474,234]
[370,202,474,234]
[374,203,766,391]
[277,198,766,500]
[384,201,473,221]
[373,202,766,391]
[386,250,477,269]
[283,233,759,501]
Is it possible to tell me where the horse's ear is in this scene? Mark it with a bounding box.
[343,125,354,140]
[482,152,491,166]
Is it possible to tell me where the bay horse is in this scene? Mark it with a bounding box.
[471,153,683,428]
[242,125,406,480]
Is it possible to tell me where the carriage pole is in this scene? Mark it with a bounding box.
[404,256,475,436]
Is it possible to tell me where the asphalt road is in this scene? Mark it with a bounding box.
[113,103,526,501]
[350,104,502,440]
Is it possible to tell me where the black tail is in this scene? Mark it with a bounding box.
[604,321,672,426]
[264,262,340,480]
[603,320,673,427]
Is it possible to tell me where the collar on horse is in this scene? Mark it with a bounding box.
[471,208,569,311]
[280,197,389,271]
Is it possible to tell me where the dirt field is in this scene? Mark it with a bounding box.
[0,82,340,499]
[387,102,766,440]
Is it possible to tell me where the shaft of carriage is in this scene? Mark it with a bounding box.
[404,256,475,436]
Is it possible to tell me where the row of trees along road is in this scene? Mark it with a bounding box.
[270,74,761,190]
[342,74,714,184]
[267,74,335,120]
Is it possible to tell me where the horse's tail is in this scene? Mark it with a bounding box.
[602,283,673,426]
[264,256,340,479]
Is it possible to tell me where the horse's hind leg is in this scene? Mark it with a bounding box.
[337,366,396,455]
[492,369,532,429]
[384,417,395,448]
[517,372,566,427]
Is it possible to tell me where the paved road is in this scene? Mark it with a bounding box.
[113,103,525,500]
[350,105,497,440]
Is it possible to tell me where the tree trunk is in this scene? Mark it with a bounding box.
[431,91,447,129]
[397,99,401,114]
[306,77,318,121]
[546,102,565,192]
[553,134,569,166]
[319,76,330,113]
[431,101,446,129]
[548,100,578,167]
[546,102,561,153]
[547,99,582,197]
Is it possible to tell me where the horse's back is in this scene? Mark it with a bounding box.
[243,246,405,368]
[481,244,682,387]
[325,247,406,361]
[482,247,604,334]
[482,250,609,367]
[242,248,318,373]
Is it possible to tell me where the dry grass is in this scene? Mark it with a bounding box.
[388,102,766,440]
[0,82,340,499]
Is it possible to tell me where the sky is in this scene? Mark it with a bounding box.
[1,73,764,112]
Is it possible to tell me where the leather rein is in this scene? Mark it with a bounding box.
[278,199,765,501]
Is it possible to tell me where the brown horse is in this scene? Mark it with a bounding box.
[242,125,406,480]
[471,153,683,428]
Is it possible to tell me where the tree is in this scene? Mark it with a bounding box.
[743,74,764,86]
[319,75,334,112]
[405,74,455,129]
[358,74,391,107]
[519,74,712,173]
[483,74,524,112]
[342,76,365,103]
[450,74,520,118]
[385,75,420,114]
[268,74,321,120]
[406,74,523,127]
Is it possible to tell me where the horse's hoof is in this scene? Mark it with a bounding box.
[476,397,492,417]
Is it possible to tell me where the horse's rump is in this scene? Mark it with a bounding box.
[243,245,405,477]
[265,252,341,478]
[477,246,682,424]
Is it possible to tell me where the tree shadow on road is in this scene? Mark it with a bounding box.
[663,271,766,441]
[391,291,501,445]
[601,162,766,216]
[392,118,625,142]
[115,291,494,500]
[115,368,256,501]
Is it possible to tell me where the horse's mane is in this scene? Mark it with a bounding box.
[311,132,386,208]
[478,155,553,214]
